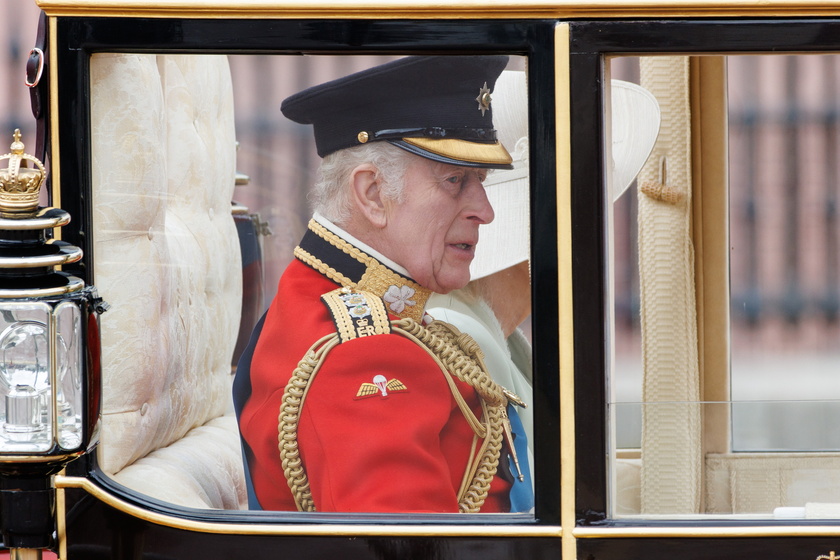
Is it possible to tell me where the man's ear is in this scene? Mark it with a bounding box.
[350,163,387,228]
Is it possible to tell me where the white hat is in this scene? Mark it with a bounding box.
[470,72,660,281]
[610,80,661,201]
[470,70,530,281]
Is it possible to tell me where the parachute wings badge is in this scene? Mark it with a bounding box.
[355,374,408,399]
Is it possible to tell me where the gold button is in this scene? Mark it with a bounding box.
[357,131,369,144]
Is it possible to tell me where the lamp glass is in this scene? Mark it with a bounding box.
[55,301,82,450]
[0,302,52,452]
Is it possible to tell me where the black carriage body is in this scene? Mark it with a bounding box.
[28,2,840,558]
[51,13,562,560]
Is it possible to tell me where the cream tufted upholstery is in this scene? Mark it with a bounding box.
[90,53,246,510]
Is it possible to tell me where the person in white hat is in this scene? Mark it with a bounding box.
[427,71,660,512]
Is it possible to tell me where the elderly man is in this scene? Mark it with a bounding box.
[234,55,525,513]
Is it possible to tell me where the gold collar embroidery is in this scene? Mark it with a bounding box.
[294,219,431,323]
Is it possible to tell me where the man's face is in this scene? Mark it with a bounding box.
[379,158,495,294]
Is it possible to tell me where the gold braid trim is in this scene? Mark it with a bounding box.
[293,245,354,287]
[460,402,503,513]
[277,333,341,512]
[296,220,432,323]
[277,318,508,513]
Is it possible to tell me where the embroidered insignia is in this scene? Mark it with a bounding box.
[475,82,492,116]
[322,288,391,343]
[355,374,408,399]
[350,304,370,317]
[341,293,366,306]
[383,285,416,314]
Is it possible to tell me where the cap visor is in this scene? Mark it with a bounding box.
[395,138,513,169]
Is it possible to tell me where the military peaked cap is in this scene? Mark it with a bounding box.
[281,55,513,169]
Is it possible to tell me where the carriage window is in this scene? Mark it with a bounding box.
[89,51,534,515]
[609,53,840,519]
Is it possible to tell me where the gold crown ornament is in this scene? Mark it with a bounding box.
[0,129,46,216]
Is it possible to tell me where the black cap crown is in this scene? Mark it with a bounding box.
[281,55,513,169]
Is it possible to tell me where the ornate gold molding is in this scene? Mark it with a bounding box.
[34,0,840,19]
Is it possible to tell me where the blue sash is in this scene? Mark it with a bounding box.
[507,405,534,512]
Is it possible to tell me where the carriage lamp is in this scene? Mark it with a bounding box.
[0,130,107,558]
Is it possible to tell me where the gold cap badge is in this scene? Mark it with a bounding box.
[475,82,492,116]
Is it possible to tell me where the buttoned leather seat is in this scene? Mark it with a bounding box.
[90,53,247,510]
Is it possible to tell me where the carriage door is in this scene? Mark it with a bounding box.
[570,18,840,560]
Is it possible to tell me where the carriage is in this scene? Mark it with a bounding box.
[1,1,840,558]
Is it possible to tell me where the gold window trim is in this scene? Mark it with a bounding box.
[55,475,562,537]
[46,8,566,540]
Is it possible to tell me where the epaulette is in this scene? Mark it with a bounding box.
[321,287,392,343]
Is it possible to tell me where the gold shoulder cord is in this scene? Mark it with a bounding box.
[277,301,508,513]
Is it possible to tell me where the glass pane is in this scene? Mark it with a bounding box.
[609,52,840,520]
[55,301,83,451]
[91,52,533,515]
[729,54,840,454]
[0,301,53,453]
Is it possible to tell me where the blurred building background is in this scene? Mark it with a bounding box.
[612,54,840,451]
[1,2,42,138]
[5,2,840,451]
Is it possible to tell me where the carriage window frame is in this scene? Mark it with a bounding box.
[570,18,840,528]
[49,14,561,530]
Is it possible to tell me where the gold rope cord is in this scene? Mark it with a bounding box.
[278,333,341,512]
[395,319,505,512]
[277,318,506,513]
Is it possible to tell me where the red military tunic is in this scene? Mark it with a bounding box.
[236,217,512,513]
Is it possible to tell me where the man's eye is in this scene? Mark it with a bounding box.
[446,175,462,185]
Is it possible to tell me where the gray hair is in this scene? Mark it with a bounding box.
[310,142,416,225]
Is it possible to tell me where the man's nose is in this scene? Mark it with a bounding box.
[466,178,495,225]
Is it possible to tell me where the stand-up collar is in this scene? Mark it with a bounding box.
[294,217,432,323]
